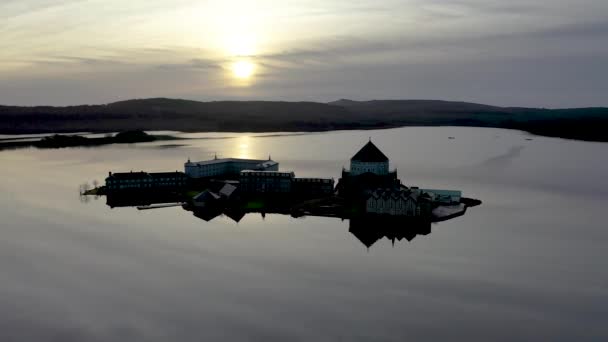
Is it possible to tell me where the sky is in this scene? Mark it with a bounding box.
[1,0,607,107]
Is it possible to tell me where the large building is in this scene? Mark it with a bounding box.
[185,157,279,179]
[239,170,335,195]
[292,177,335,196]
[339,141,464,217]
[239,170,295,193]
[349,140,390,176]
[338,140,399,196]
[105,171,188,192]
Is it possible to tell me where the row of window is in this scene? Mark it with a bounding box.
[368,199,416,209]
[293,179,333,183]
[108,178,184,183]
[107,181,185,189]
[241,173,293,177]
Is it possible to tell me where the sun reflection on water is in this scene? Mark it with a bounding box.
[236,136,251,159]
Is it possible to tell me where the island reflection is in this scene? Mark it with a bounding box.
[92,140,481,249]
[104,192,468,249]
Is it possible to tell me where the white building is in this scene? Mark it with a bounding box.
[349,140,389,176]
[185,156,278,178]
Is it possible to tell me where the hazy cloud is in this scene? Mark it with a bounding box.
[158,58,222,71]
[1,0,607,107]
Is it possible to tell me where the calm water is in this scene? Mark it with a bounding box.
[1,127,607,341]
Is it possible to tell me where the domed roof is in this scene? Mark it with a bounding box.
[351,141,388,162]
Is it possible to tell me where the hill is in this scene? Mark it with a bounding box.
[0,98,606,141]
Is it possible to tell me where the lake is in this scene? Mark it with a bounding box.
[1,127,607,341]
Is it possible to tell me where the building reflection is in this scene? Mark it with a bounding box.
[106,193,185,208]
[349,217,431,248]
[104,193,440,249]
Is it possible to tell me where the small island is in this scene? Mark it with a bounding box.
[0,130,181,150]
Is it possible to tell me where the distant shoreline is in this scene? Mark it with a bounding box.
[1,98,606,142]
[0,125,604,151]
[0,130,180,150]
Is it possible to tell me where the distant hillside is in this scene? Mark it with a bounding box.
[329,100,607,141]
[0,98,606,141]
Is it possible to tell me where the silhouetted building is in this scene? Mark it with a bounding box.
[239,170,295,193]
[292,177,335,196]
[150,172,189,188]
[192,183,239,208]
[105,171,187,192]
[337,140,400,197]
[349,140,390,176]
[239,170,335,195]
[365,188,433,217]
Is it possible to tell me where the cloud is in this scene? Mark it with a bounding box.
[158,58,222,71]
[0,0,79,20]
[1,0,607,107]
[258,37,396,66]
[27,56,130,68]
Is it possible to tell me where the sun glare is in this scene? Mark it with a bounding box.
[226,35,256,56]
[232,60,255,79]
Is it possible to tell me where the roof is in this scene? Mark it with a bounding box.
[259,161,278,168]
[107,171,151,180]
[193,190,221,202]
[219,184,238,198]
[185,158,272,167]
[367,188,420,201]
[351,141,388,162]
[150,171,186,178]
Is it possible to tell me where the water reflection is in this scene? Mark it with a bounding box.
[349,217,431,248]
[104,192,451,249]
[236,136,251,159]
[4,127,607,340]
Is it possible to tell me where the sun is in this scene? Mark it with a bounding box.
[232,60,255,79]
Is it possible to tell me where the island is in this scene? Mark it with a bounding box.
[0,130,182,150]
[83,141,482,247]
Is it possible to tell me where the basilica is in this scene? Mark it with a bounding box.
[339,140,461,218]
